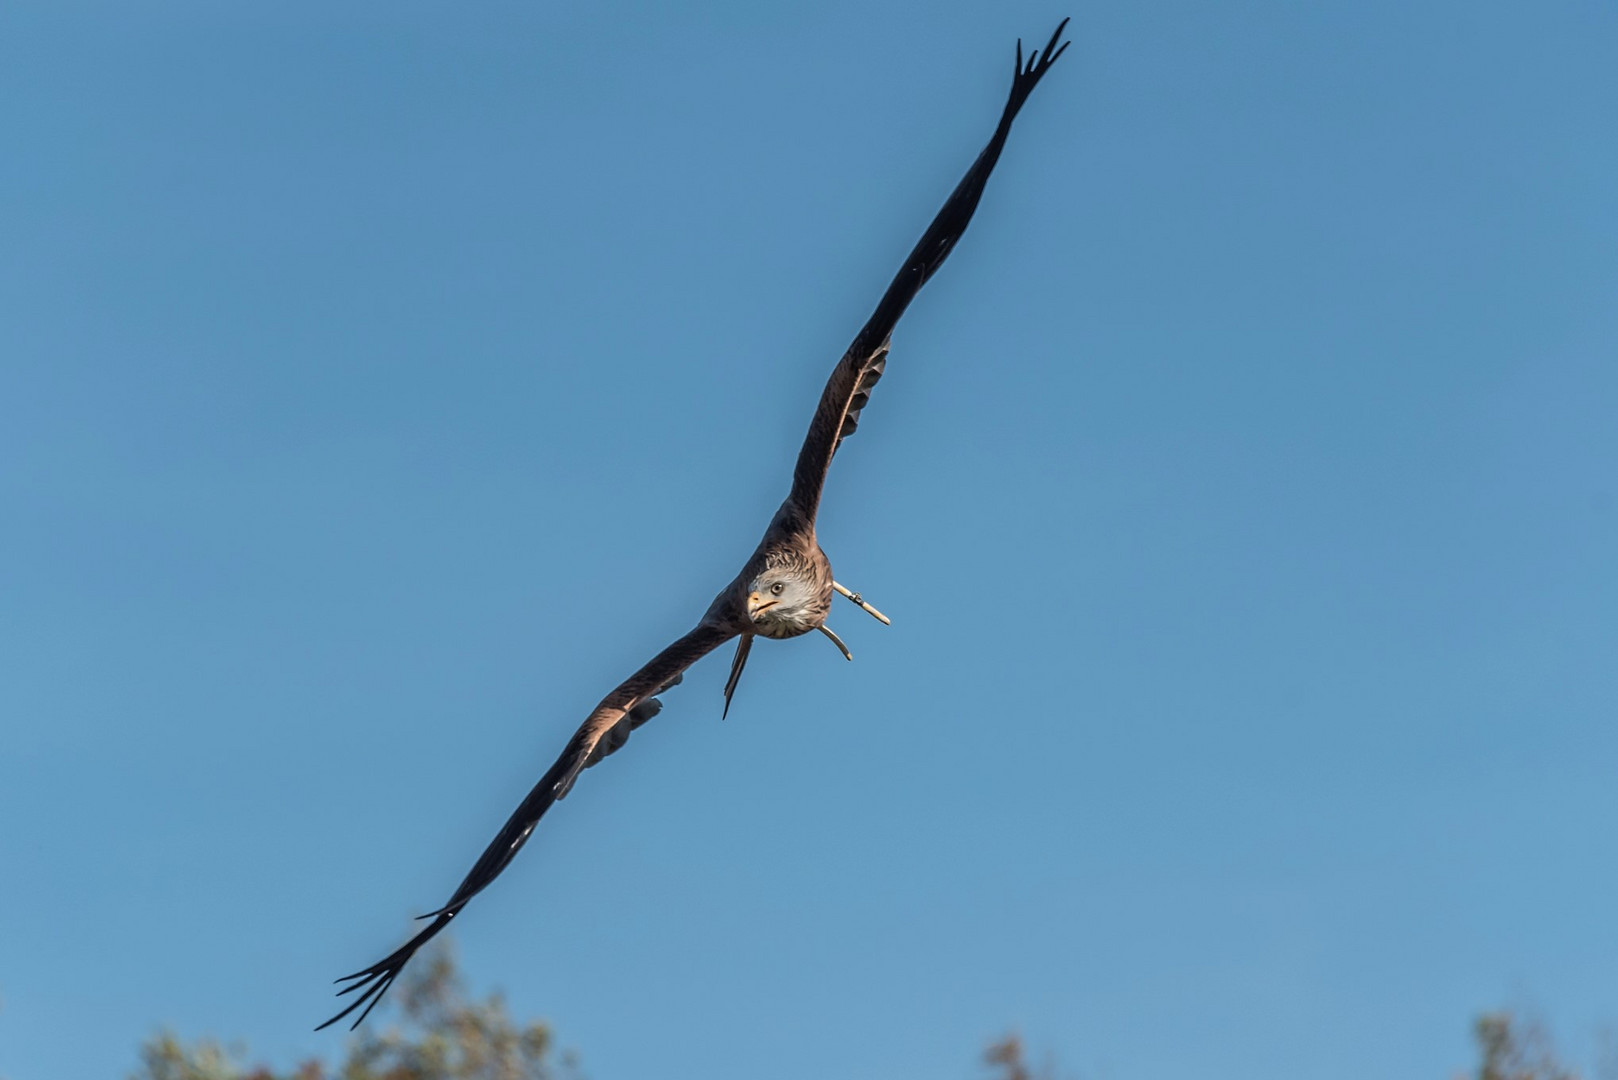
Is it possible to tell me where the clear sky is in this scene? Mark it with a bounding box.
[2,2,1615,1078]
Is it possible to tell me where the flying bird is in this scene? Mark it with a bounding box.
[322,18,1071,1030]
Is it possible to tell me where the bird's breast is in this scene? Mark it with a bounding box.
[751,609,822,640]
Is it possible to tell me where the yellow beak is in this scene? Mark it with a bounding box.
[747,592,777,618]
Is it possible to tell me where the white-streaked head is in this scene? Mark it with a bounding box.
[746,568,819,636]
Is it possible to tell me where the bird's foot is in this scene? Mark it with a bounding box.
[832,581,891,625]
[817,624,854,661]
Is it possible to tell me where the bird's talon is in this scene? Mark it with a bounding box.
[818,624,854,661]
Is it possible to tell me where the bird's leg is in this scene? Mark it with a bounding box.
[832,581,891,625]
[817,624,854,661]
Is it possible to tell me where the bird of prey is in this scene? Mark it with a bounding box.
[321,19,1070,1030]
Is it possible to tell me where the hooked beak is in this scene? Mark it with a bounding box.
[746,591,778,619]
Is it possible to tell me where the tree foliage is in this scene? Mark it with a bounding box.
[1472,1011,1580,1080]
[128,961,1612,1080]
[984,1032,1066,1080]
[984,1033,1034,1080]
[130,943,575,1080]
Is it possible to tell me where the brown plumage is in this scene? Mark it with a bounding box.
[320,19,1070,1030]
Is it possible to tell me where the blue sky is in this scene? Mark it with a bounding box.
[2,2,1616,1077]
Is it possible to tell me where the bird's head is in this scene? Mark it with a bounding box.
[745,567,821,637]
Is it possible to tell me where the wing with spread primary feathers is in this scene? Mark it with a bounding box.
[787,19,1070,523]
[319,621,736,1030]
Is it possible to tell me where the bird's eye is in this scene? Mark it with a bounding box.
[770,582,785,596]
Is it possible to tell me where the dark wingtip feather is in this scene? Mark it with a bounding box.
[334,961,383,986]
[318,963,398,1030]
[318,913,455,1031]
[316,969,394,1031]
[721,634,752,721]
[1043,19,1072,69]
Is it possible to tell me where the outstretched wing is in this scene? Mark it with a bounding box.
[787,19,1071,523]
[319,621,736,1030]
